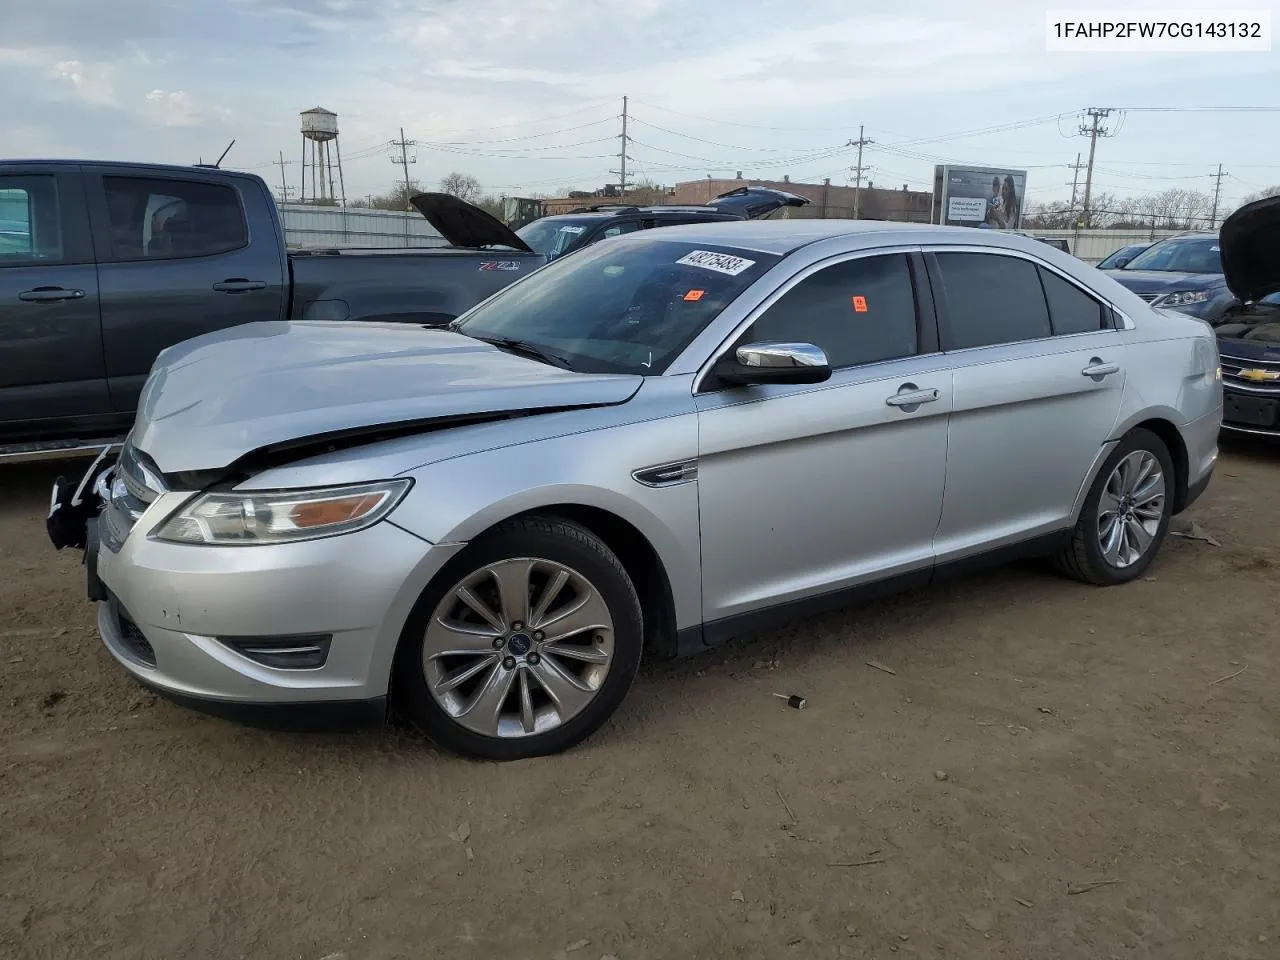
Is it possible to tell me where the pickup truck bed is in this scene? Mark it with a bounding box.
[0,160,543,457]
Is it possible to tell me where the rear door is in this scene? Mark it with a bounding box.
[0,165,110,433]
[927,247,1127,560]
[83,166,287,415]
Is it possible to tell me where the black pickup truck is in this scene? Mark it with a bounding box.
[0,160,560,460]
[1,161,807,460]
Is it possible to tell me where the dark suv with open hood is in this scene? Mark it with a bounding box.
[514,186,809,260]
[1207,196,1280,437]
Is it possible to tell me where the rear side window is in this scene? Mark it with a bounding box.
[935,252,1051,349]
[742,253,919,369]
[1038,267,1107,335]
[102,176,247,262]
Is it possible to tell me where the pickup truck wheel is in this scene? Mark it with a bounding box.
[392,515,643,761]
[1054,428,1175,586]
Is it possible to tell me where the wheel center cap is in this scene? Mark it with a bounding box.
[507,633,532,656]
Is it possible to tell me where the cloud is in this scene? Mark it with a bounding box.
[51,59,116,105]
[144,89,200,127]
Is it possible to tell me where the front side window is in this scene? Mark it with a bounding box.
[102,176,247,261]
[936,252,1052,349]
[453,237,779,376]
[1124,238,1222,274]
[0,175,63,264]
[740,253,919,369]
[599,221,640,240]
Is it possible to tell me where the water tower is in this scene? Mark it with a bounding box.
[299,107,345,206]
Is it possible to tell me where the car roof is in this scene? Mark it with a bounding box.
[605,218,1060,256]
[0,158,261,180]
[537,209,739,223]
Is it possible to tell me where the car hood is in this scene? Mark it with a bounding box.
[130,321,642,475]
[1108,270,1224,295]
[1219,194,1280,302]
[1215,323,1280,357]
[408,192,534,253]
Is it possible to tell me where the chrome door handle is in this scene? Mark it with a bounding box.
[1082,360,1120,379]
[885,387,940,408]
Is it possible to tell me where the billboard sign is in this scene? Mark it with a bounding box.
[932,165,1028,230]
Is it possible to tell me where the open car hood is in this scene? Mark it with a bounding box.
[1219,194,1280,302]
[707,186,811,219]
[409,192,534,253]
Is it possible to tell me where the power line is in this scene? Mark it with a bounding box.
[390,127,417,210]
[1210,163,1228,228]
[848,125,874,219]
[1078,107,1114,227]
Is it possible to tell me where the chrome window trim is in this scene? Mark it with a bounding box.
[691,244,929,394]
[920,243,1138,336]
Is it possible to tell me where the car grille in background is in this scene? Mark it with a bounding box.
[100,441,167,552]
[107,592,157,667]
[1136,293,1160,303]
[1219,355,1280,394]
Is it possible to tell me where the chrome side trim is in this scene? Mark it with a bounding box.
[632,459,699,487]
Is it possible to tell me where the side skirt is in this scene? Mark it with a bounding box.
[672,530,1071,659]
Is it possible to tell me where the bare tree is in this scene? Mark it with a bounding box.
[440,172,482,204]
[350,181,421,211]
[1240,185,1280,205]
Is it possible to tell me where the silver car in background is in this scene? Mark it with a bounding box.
[59,220,1222,760]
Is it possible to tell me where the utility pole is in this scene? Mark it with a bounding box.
[847,124,874,219]
[390,127,418,211]
[609,96,631,197]
[1078,107,1113,228]
[1209,163,1227,229]
[1067,152,1085,211]
[274,151,291,204]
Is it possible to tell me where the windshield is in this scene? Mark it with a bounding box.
[1097,244,1145,270]
[1125,238,1222,274]
[453,236,780,376]
[515,219,591,258]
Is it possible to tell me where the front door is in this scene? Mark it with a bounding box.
[927,249,1128,558]
[0,167,111,437]
[695,250,951,627]
[83,167,287,416]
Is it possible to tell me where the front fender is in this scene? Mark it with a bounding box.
[389,417,703,632]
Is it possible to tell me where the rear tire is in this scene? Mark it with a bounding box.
[392,514,643,761]
[1054,428,1175,586]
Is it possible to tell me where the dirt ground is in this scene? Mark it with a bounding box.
[1,444,1278,960]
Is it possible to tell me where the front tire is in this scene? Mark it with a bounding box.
[1055,428,1175,586]
[392,515,643,760]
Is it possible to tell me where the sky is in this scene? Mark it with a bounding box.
[3,0,1279,211]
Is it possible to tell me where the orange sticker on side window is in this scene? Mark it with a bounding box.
[852,296,869,312]
[684,289,705,301]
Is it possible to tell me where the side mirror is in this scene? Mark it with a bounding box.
[715,341,831,386]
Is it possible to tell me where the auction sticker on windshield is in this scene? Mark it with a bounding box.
[676,250,757,276]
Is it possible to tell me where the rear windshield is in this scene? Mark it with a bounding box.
[453,236,779,376]
[1125,238,1222,274]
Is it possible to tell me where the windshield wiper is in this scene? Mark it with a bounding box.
[472,335,575,370]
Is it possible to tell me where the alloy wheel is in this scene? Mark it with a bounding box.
[1096,450,1166,569]
[422,558,615,738]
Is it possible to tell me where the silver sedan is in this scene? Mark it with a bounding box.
[60,220,1222,760]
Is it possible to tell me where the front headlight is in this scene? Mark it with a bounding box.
[152,479,412,545]
[1157,290,1210,307]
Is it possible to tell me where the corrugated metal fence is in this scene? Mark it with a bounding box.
[1032,228,1187,264]
[278,204,446,249]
